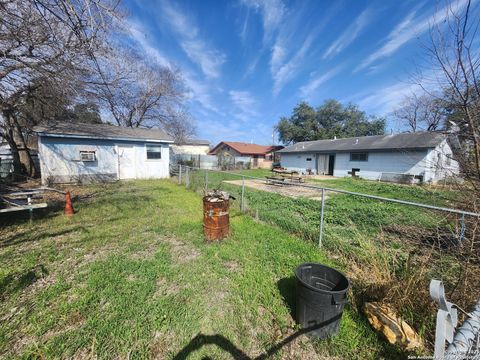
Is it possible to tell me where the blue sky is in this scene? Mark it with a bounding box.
[122,0,473,145]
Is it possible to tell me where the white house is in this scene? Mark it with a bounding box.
[278,132,459,183]
[34,122,173,184]
[171,139,210,155]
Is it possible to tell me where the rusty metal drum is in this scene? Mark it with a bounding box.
[203,197,230,241]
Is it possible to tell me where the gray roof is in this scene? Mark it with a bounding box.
[278,132,447,153]
[33,122,173,143]
[174,139,210,146]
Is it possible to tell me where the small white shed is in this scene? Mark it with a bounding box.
[34,122,173,184]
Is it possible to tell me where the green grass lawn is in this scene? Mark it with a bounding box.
[185,169,471,347]
[0,180,404,359]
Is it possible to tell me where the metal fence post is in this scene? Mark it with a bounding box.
[241,176,245,212]
[319,188,325,247]
[186,166,190,188]
[205,169,208,193]
[178,164,182,184]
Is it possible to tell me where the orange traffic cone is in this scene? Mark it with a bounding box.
[64,191,74,216]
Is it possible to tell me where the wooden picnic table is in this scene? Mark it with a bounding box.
[265,176,285,185]
[280,173,305,183]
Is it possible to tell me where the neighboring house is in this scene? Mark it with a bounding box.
[278,132,459,183]
[34,122,173,184]
[171,139,210,155]
[0,138,39,178]
[209,141,283,169]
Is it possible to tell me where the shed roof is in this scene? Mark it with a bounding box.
[174,139,210,146]
[209,141,283,155]
[33,122,173,143]
[278,132,447,153]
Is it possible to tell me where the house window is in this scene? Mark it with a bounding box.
[80,151,96,162]
[146,145,162,159]
[306,158,312,161]
[350,152,368,161]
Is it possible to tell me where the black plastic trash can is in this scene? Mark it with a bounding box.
[295,262,350,339]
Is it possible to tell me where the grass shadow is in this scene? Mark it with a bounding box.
[0,264,48,299]
[276,276,296,320]
[172,320,346,360]
[0,226,85,249]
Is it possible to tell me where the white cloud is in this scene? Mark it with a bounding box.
[160,0,226,78]
[124,19,171,68]
[183,72,224,115]
[300,66,343,98]
[267,2,342,95]
[241,0,286,43]
[229,90,258,121]
[270,42,286,74]
[356,0,470,72]
[355,82,422,115]
[323,8,374,59]
[272,33,316,96]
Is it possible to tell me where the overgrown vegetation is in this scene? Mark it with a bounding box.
[0,180,403,359]
[185,168,479,350]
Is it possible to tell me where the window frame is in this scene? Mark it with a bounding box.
[145,144,162,160]
[350,152,368,162]
[79,150,96,162]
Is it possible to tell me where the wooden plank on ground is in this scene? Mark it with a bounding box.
[0,203,48,213]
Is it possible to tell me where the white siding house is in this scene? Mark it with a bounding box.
[171,139,210,155]
[34,122,173,184]
[278,132,459,183]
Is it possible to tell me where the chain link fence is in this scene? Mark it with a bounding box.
[171,164,477,247]
[170,163,480,352]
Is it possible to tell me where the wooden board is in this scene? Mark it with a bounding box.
[0,203,48,213]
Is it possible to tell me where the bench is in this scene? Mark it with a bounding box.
[265,176,285,185]
[280,173,305,183]
[289,176,305,183]
[348,168,360,178]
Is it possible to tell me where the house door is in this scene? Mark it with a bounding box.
[317,154,328,175]
[118,145,136,179]
[328,154,335,175]
[253,155,258,167]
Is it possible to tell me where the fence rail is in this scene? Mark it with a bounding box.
[172,164,479,248]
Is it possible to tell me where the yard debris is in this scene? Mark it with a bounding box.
[363,302,424,351]
[204,189,234,202]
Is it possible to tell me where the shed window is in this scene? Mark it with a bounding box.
[80,151,96,162]
[350,152,368,161]
[146,145,162,159]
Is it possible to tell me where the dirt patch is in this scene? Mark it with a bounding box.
[154,277,181,297]
[224,260,241,273]
[129,232,165,261]
[165,237,200,263]
[278,332,330,360]
[224,180,328,201]
[42,311,85,341]
[150,330,179,359]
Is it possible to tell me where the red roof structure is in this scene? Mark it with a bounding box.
[209,141,283,156]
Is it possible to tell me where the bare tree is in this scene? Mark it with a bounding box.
[0,0,119,177]
[394,93,445,132]
[425,0,480,189]
[94,48,196,141]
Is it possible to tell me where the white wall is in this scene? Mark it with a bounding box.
[38,136,170,184]
[171,144,210,155]
[424,140,460,182]
[333,150,429,180]
[280,153,317,173]
[280,143,460,182]
[130,142,170,179]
